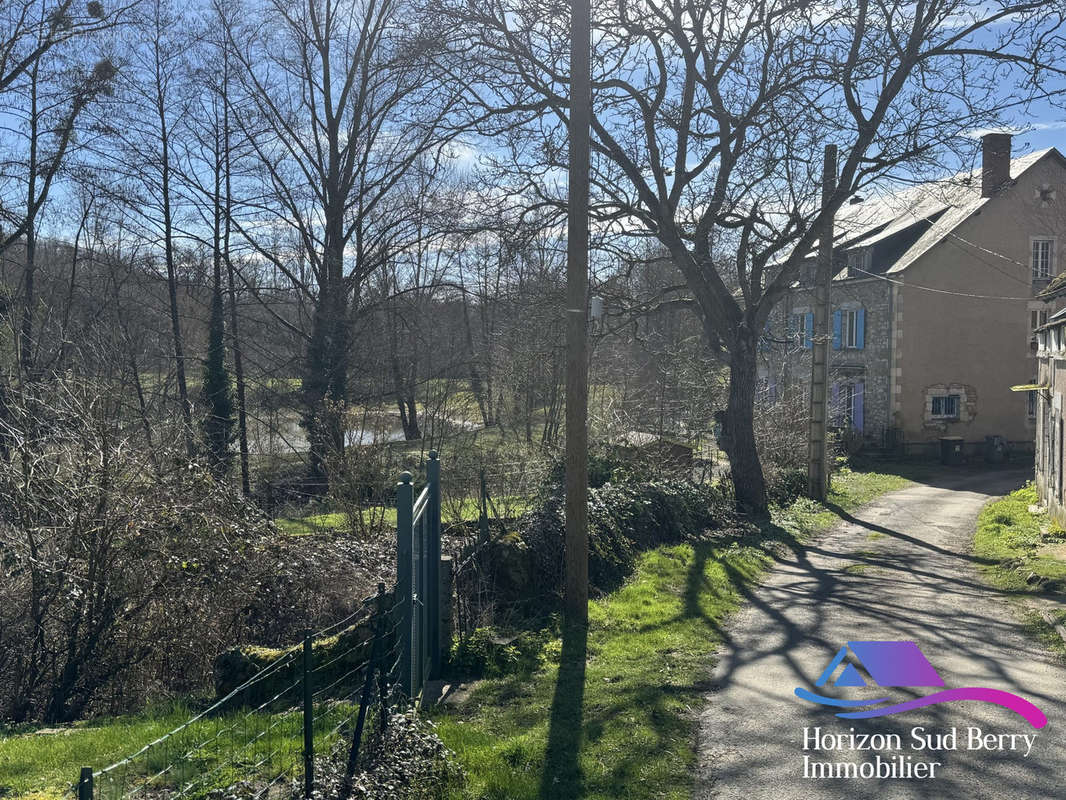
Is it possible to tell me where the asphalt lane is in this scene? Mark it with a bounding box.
[696,468,1066,799]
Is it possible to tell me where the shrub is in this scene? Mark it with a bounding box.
[460,474,734,625]
[447,626,554,680]
[0,378,375,723]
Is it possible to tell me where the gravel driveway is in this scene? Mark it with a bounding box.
[696,468,1066,799]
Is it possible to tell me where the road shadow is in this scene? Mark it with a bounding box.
[538,621,588,799]
[694,467,1066,799]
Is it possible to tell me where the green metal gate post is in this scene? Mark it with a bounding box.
[302,631,314,799]
[78,767,93,800]
[396,472,414,697]
[426,451,441,678]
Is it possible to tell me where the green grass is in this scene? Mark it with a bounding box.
[973,484,1066,664]
[275,497,533,537]
[0,700,361,799]
[275,510,396,536]
[1022,608,1066,662]
[432,467,912,800]
[974,484,1066,592]
[1,467,911,800]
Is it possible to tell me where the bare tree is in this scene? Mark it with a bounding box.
[97,0,199,450]
[440,0,1066,511]
[228,0,464,487]
[0,1,120,378]
[0,0,128,256]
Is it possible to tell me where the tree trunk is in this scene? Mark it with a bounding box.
[226,244,251,496]
[19,227,36,378]
[461,295,493,426]
[19,64,39,380]
[220,59,250,495]
[303,278,348,489]
[157,94,193,452]
[722,332,768,514]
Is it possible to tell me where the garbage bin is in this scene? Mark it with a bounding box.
[984,435,1007,464]
[939,436,965,465]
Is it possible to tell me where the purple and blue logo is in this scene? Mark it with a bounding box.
[794,640,1047,729]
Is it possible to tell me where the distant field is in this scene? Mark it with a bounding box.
[275,496,534,537]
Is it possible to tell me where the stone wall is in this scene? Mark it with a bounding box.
[761,276,894,443]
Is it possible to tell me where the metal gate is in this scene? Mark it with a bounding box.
[394,451,442,699]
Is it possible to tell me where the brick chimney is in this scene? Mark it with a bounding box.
[981,132,1012,197]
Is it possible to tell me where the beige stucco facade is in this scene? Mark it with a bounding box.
[893,153,1066,448]
[768,142,1066,457]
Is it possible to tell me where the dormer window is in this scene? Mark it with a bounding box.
[847,248,872,278]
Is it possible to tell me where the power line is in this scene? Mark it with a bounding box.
[850,265,1036,301]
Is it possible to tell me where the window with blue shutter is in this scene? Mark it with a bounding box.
[836,308,865,349]
[852,381,865,431]
[804,312,813,349]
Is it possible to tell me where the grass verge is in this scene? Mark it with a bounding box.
[974,484,1066,593]
[0,467,911,799]
[431,467,912,800]
[973,484,1066,662]
[0,701,362,799]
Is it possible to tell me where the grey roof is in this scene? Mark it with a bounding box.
[834,148,1058,276]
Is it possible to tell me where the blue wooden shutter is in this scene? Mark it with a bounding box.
[804,313,813,349]
[853,381,865,431]
[831,381,840,424]
[832,310,842,349]
[856,308,865,349]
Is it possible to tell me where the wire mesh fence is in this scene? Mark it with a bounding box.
[76,586,397,800]
[74,455,445,800]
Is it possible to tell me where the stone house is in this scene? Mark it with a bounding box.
[762,134,1066,456]
[1032,285,1066,522]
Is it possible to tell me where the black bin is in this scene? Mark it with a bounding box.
[984,435,1007,464]
[939,436,964,465]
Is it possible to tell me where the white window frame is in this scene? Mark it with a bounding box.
[1032,309,1049,331]
[841,383,855,426]
[931,394,960,420]
[1032,238,1056,280]
[841,309,860,348]
[847,248,871,277]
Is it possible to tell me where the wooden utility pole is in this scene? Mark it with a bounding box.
[807,144,837,501]
[565,0,591,627]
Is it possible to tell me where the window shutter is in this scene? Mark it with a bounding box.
[804,312,814,349]
[856,308,865,349]
[832,310,842,350]
[853,381,865,432]
[831,381,840,423]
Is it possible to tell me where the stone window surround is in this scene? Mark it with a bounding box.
[923,383,976,426]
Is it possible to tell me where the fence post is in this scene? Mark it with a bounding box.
[342,584,387,793]
[478,469,489,543]
[427,451,442,679]
[396,471,414,698]
[302,631,314,799]
[78,767,93,800]
[439,554,453,667]
[375,583,390,732]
